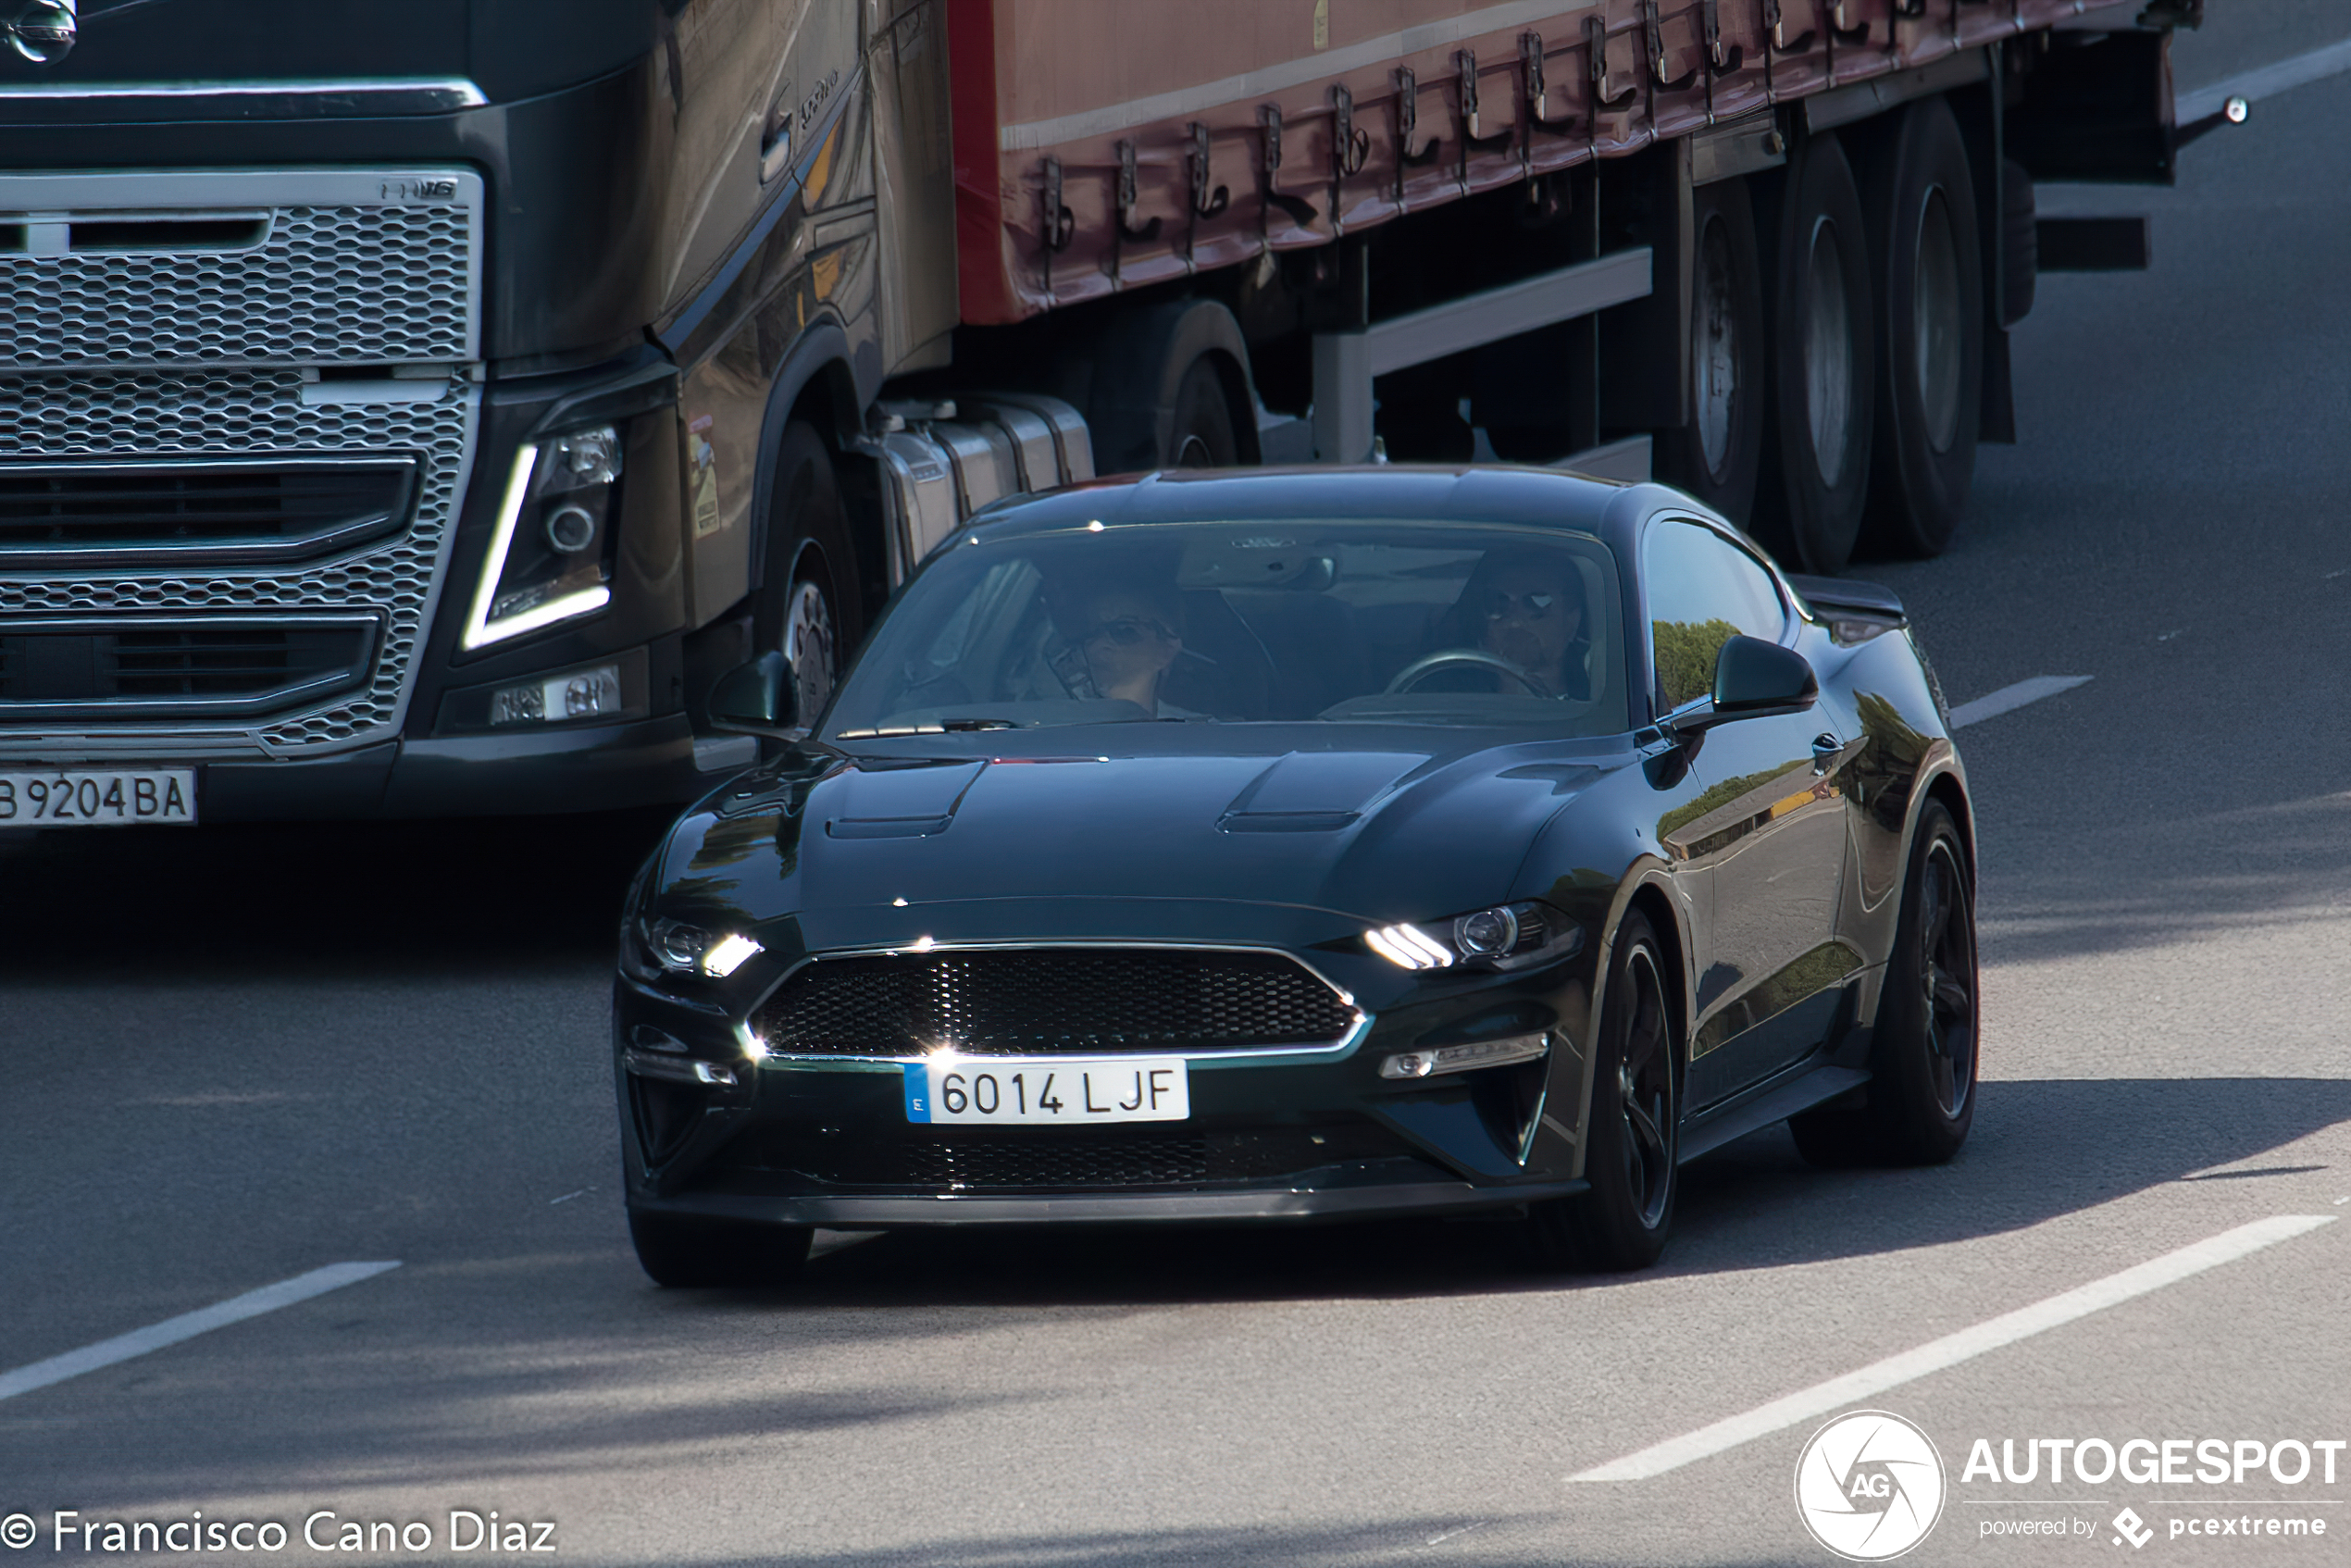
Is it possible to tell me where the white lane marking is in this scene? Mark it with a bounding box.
[1424,1522,1486,1547]
[549,1188,591,1205]
[1567,1215,2334,1483]
[0,1262,400,1403]
[1948,675,2092,729]
[2179,36,2351,123]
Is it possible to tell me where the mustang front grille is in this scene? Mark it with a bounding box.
[751,947,1360,1056]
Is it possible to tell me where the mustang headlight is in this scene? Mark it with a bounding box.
[461,426,624,650]
[631,916,763,979]
[1364,902,1582,973]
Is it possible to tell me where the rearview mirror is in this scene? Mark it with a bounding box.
[1711,635,1819,719]
[706,651,798,736]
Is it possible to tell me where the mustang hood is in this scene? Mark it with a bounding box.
[661,734,1621,951]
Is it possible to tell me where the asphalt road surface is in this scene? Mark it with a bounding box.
[5,15,2348,1568]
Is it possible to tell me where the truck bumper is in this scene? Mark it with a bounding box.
[197,713,716,820]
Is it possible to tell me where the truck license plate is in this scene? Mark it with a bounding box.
[903,1056,1188,1126]
[0,769,196,828]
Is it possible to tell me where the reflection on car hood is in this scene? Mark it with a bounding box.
[656,731,1623,948]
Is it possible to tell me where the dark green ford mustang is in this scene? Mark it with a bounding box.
[614,467,1976,1285]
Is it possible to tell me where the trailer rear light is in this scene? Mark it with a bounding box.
[460,427,623,650]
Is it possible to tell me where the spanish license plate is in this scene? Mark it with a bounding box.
[903,1056,1189,1126]
[0,769,196,828]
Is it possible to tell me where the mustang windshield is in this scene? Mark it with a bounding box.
[827,520,1627,737]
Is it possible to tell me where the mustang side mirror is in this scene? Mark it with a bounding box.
[1711,635,1819,718]
[707,651,798,736]
[1667,636,1820,735]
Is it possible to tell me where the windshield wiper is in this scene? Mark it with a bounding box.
[939,716,1021,731]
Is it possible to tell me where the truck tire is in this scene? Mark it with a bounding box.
[1656,177,1766,524]
[1753,132,1875,576]
[1088,298,1256,473]
[753,422,863,731]
[1860,98,1984,559]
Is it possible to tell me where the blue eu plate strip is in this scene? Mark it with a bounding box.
[902,1064,930,1124]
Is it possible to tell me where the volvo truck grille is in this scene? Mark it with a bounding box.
[0,458,417,569]
[0,169,484,758]
[0,170,479,369]
[0,616,379,719]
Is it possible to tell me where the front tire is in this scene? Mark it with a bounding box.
[753,422,862,731]
[628,1210,813,1288]
[1791,800,1978,1166]
[1530,911,1679,1272]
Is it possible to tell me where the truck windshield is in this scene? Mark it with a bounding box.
[826,520,1627,738]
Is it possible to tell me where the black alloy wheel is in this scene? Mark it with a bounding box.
[1167,356,1241,467]
[1530,910,1679,1272]
[1752,131,1876,577]
[1657,177,1766,524]
[1860,97,1984,558]
[628,1210,814,1289]
[1790,800,1978,1166]
[753,422,863,737]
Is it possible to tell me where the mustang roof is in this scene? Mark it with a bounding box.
[965,465,1634,540]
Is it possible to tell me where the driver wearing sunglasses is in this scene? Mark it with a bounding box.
[1451,548,1592,700]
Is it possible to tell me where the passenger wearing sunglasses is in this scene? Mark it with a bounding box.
[1442,548,1592,701]
[1049,578,1196,716]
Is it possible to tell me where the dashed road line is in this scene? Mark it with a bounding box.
[1566,1215,2334,1483]
[2179,36,2351,124]
[0,1262,400,1402]
[1948,675,2092,729]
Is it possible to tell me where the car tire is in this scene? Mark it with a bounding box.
[1750,131,1875,577]
[1789,800,1978,1166]
[628,1210,814,1288]
[1529,910,1680,1272]
[1656,177,1767,525]
[752,422,862,735]
[1860,98,1984,559]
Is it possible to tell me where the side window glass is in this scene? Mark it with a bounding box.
[1644,520,1787,711]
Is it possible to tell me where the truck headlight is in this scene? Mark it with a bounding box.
[460,427,624,650]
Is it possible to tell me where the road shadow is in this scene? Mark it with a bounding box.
[662,1075,2351,1308]
[0,811,674,982]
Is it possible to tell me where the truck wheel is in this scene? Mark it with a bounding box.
[1169,356,1239,467]
[1861,98,1984,559]
[1753,132,1874,576]
[1657,178,1766,523]
[1088,298,1256,472]
[753,422,863,730]
[628,1209,813,1288]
